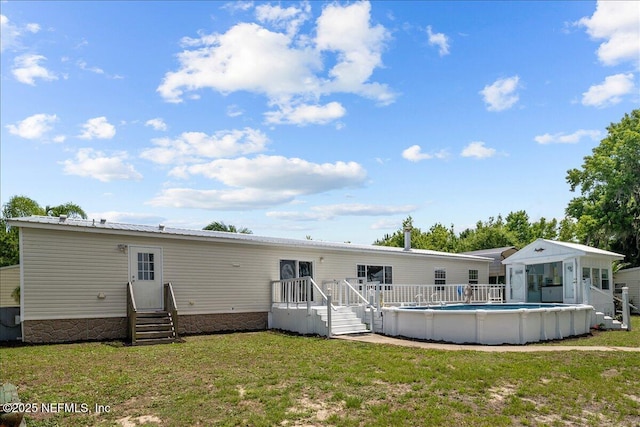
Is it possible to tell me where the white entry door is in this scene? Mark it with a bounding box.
[129,246,163,311]
[563,259,577,303]
[508,265,526,302]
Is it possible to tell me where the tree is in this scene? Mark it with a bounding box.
[1,195,45,220]
[203,221,252,234]
[457,216,518,252]
[1,195,87,267]
[566,109,640,267]
[45,202,87,219]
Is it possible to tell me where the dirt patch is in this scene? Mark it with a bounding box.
[117,415,162,426]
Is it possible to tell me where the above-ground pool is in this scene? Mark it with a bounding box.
[382,303,595,345]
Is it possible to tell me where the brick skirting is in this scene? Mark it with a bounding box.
[22,312,268,343]
[178,312,268,335]
[22,317,127,343]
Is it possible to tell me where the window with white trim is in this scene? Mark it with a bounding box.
[601,269,610,290]
[592,268,601,289]
[280,260,313,280]
[137,252,155,280]
[357,265,393,289]
[468,269,478,285]
[435,268,446,290]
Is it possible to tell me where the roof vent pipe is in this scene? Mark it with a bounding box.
[403,226,412,251]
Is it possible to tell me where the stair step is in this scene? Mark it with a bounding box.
[133,337,177,346]
[136,324,174,332]
[136,330,175,339]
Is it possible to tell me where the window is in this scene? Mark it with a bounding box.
[582,268,591,286]
[280,260,314,302]
[601,270,609,290]
[468,269,478,285]
[137,252,155,281]
[280,260,313,280]
[435,268,446,290]
[357,265,393,289]
[592,268,601,289]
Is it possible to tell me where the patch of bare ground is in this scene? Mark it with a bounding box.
[284,395,336,426]
[116,415,162,426]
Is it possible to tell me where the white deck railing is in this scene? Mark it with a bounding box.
[271,276,334,314]
[320,280,505,308]
[382,283,505,305]
[272,278,505,310]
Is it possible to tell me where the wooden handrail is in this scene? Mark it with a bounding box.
[164,282,179,339]
[126,282,137,344]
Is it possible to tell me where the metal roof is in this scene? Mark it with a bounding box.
[8,216,491,262]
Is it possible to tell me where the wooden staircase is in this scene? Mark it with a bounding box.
[127,282,181,346]
[133,311,178,345]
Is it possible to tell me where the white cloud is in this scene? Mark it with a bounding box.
[221,1,254,13]
[157,1,395,112]
[577,1,640,67]
[158,22,321,103]
[267,203,416,221]
[78,117,116,139]
[176,155,367,194]
[140,128,268,165]
[264,101,346,125]
[479,76,521,112]
[426,25,450,56]
[61,148,142,182]
[581,73,636,107]
[402,145,448,162]
[255,1,311,35]
[12,54,58,85]
[6,113,58,139]
[148,187,296,210]
[315,1,394,104]
[461,141,496,159]
[77,60,104,75]
[534,129,602,145]
[145,118,168,131]
[149,155,367,211]
[227,105,244,117]
[1,14,40,52]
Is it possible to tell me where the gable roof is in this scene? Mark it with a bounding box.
[503,238,624,264]
[8,216,491,263]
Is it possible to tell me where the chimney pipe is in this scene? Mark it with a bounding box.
[403,226,412,251]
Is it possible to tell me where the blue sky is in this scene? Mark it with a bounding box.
[1,1,638,244]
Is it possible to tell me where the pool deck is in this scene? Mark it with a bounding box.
[336,333,640,352]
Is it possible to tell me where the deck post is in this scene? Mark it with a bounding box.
[622,287,631,331]
[307,278,311,315]
[327,288,332,338]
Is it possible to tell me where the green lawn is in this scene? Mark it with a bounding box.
[1,319,639,426]
[540,315,640,347]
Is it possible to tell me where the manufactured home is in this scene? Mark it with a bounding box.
[7,216,492,344]
[503,239,625,315]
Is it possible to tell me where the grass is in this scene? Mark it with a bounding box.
[539,315,640,347]
[0,319,639,426]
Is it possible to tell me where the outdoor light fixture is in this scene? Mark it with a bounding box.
[117,244,128,253]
